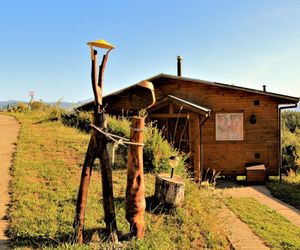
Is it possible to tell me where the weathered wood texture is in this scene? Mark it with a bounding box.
[96,112,118,241]
[151,78,281,176]
[153,78,283,176]
[125,117,146,238]
[103,77,291,177]
[154,173,185,206]
[189,113,201,181]
[74,49,118,244]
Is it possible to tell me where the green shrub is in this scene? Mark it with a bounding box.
[107,116,130,138]
[106,117,186,173]
[58,111,187,173]
[30,101,50,111]
[16,102,28,112]
[60,111,92,133]
[281,111,300,172]
[144,123,186,173]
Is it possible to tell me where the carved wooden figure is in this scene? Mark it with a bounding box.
[125,81,155,238]
[74,40,118,244]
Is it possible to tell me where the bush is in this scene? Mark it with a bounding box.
[282,111,300,133]
[144,123,186,173]
[106,117,186,173]
[16,102,28,112]
[60,110,92,133]
[58,111,187,173]
[282,111,300,173]
[30,101,50,111]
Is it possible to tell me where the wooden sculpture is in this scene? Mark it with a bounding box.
[125,81,155,238]
[73,39,118,244]
[74,39,156,244]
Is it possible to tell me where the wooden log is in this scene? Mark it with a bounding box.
[154,173,185,206]
[74,136,96,243]
[125,117,146,238]
[97,112,118,242]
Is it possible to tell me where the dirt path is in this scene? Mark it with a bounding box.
[0,114,20,250]
[222,185,300,227]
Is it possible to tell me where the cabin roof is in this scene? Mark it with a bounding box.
[78,73,299,110]
[149,74,299,102]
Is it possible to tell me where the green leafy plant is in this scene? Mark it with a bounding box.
[281,111,300,174]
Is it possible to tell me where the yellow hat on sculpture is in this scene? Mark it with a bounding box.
[87,39,115,49]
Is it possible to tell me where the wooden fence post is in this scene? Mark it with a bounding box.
[125,117,146,238]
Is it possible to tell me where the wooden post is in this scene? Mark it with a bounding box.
[97,111,118,242]
[191,114,201,182]
[125,117,146,238]
[74,137,96,243]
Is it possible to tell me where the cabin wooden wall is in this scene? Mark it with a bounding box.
[150,78,281,176]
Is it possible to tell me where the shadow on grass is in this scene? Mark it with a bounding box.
[145,196,177,215]
[267,178,300,210]
[11,228,117,248]
[12,195,179,248]
[215,177,246,189]
[34,117,59,125]
[11,231,75,249]
[114,195,176,215]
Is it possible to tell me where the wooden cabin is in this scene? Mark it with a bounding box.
[79,73,299,182]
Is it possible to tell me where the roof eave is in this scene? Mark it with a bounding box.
[150,73,299,103]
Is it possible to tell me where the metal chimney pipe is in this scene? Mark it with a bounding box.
[177,55,183,77]
[263,85,266,92]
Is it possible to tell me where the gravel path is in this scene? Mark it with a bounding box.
[0,114,20,250]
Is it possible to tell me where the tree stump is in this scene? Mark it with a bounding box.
[154,173,185,206]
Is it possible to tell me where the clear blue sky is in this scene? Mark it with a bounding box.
[1,0,300,102]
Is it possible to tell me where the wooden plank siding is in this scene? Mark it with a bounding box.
[150,78,281,176]
[97,76,298,177]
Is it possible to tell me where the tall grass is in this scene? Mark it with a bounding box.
[8,110,230,249]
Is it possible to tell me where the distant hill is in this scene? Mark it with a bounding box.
[0,100,22,109]
[47,102,78,110]
[0,100,78,110]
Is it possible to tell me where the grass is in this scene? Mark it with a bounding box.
[8,111,230,249]
[224,197,300,250]
[267,175,300,210]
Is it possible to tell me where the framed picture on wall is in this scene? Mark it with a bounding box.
[215,113,243,141]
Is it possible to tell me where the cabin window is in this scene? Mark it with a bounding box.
[255,153,261,158]
[215,113,243,141]
[254,100,260,106]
